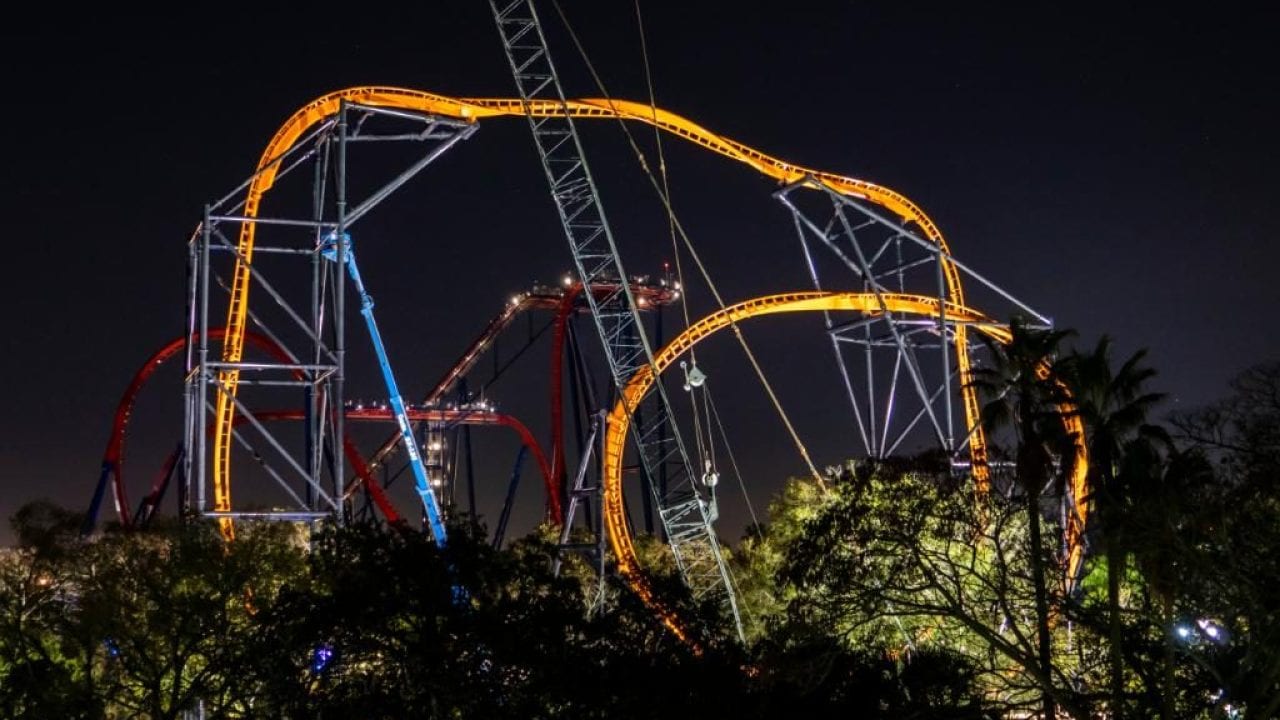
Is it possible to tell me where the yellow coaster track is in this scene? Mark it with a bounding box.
[212,86,983,539]
[600,291,1088,639]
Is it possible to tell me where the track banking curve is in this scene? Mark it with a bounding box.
[602,292,1089,639]
[98,329,292,529]
[213,86,983,535]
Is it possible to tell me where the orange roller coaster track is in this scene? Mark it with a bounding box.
[601,292,1088,639]
[213,86,983,534]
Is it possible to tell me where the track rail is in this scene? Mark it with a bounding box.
[601,291,1088,638]
[89,329,292,530]
[94,329,556,531]
[212,86,979,527]
[246,409,555,525]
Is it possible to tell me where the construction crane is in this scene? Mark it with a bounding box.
[488,0,743,639]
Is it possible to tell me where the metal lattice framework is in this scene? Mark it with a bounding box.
[602,292,1089,640]
[188,104,476,534]
[183,79,1094,643]
[774,180,1054,483]
[489,0,743,638]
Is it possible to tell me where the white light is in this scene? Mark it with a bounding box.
[637,296,648,307]
[673,281,681,290]
[1176,626,1192,639]
[562,275,573,287]
[511,295,521,305]
[1206,625,1221,639]
[429,442,443,451]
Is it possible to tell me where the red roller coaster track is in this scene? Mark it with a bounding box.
[90,326,562,531]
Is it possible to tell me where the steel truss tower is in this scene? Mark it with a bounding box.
[774,179,1051,471]
[490,0,744,639]
[184,103,476,531]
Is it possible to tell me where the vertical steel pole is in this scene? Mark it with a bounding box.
[564,320,589,529]
[307,142,324,509]
[650,305,663,534]
[937,250,954,451]
[465,439,477,528]
[182,233,198,520]
[332,102,348,525]
[197,206,211,513]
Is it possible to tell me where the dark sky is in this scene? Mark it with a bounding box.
[2,4,1277,545]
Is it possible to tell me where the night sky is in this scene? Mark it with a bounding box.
[2,4,1277,546]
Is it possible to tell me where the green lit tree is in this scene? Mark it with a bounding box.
[777,460,1093,718]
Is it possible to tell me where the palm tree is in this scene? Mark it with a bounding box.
[970,316,1076,720]
[1063,336,1167,719]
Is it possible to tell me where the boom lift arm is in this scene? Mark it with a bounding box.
[322,232,448,545]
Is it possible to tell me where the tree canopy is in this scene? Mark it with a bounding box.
[4,358,1278,718]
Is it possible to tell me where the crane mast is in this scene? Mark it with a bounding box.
[488,0,743,639]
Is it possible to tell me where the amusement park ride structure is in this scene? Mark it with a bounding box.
[86,0,1090,644]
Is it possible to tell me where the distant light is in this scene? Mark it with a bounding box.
[1205,625,1221,639]
[1176,625,1192,639]
[312,643,334,673]
[562,275,573,287]
[511,295,521,305]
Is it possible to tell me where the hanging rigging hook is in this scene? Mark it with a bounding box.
[701,457,719,488]
[679,359,706,392]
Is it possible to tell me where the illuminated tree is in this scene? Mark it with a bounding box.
[778,461,1091,718]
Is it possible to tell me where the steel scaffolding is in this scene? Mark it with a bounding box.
[184,103,476,532]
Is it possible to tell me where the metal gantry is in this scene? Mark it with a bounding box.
[184,103,475,534]
[775,179,1051,467]
[489,0,744,639]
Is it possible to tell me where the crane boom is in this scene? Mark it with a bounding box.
[488,0,742,639]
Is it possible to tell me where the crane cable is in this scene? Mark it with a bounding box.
[634,0,694,357]
[705,389,763,537]
[634,0,773,543]
[635,0,723,497]
[552,0,826,489]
